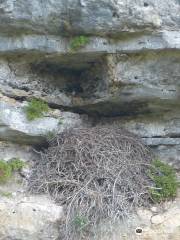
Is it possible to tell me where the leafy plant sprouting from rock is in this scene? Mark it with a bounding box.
[45,131,57,141]
[0,160,12,183]
[0,159,24,184]
[70,36,90,51]
[73,215,88,235]
[149,160,178,202]
[9,158,25,171]
[0,190,12,198]
[25,99,49,121]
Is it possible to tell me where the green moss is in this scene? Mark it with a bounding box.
[9,158,25,171]
[149,160,178,202]
[0,160,12,183]
[70,36,90,51]
[25,99,49,121]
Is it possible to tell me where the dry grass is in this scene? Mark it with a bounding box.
[28,126,153,240]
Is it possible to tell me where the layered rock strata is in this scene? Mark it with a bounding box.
[0,0,179,239]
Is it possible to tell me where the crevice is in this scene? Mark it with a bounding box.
[143,136,180,139]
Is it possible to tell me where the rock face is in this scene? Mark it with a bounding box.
[0,195,63,240]
[0,0,179,36]
[0,96,83,145]
[97,191,180,240]
[0,142,63,240]
[0,0,179,239]
[85,191,180,240]
[0,141,35,161]
[134,191,180,240]
[99,112,180,174]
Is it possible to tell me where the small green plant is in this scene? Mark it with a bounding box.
[46,131,56,141]
[9,158,25,171]
[70,36,90,51]
[25,99,49,121]
[0,190,12,198]
[0,159,25,184]
[73,215,88,232]
[0,160,12,183]
[58,118,63,125]
[149,160,178,202]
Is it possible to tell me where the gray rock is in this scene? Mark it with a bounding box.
[114,51,180,93]
[0,195,63,240]
[0,141,35,161]
[0,99,82,145]
[99,113,180,171]
[0,59,73,107]
[106,114,180,138]
[92,191,180,239]
[142,138,180,146]
[0,2,179,120]
[152,145,180,173]
[72,50,180,116]
[0,0,179,36]
[0,1,179,239]
[0,48,180,117]
[99,112,180,141]
[0,141,63,240]
[0,31,179,55]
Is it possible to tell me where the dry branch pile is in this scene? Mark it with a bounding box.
[29,126,153,239]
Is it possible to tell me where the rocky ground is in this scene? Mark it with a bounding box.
[94,190,180,240]
[0,0,179,239]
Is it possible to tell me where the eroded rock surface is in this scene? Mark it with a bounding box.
[133,192,180,240]
[0,0,179,239]
[99,112,180,175]
[97,191,180,240]
[0,0,179,36]
[0,141,35,162]
[0,141,63,240]
[0,96,83,145]
[0,195,63,240]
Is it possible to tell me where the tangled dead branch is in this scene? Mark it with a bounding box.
[28,126,153,239]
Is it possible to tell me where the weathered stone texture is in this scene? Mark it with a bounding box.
[0,97,82,145]
[0,0,179,36]
[0,0,179,239]
[0,195,63,240]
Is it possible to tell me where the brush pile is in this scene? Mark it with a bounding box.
[29,126,153,239]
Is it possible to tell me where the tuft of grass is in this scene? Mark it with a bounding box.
[0,159,25,184]
[149,160,178,202]
[46,131,56,141]
[0,190,12,198]
[58,118,63,125]
[70,36,90,51]
[24,99,49,121]
[73,215,88,232]
[0,160,12,183]
[9,158,25,171]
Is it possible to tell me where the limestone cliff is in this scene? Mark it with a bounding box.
[0,0,179,239]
